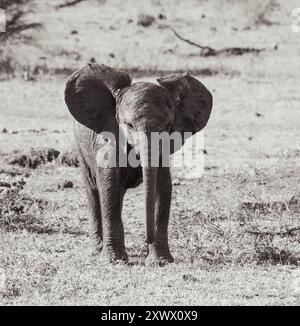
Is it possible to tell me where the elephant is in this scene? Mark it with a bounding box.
[64,63,212,265]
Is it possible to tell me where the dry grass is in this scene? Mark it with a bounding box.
[0,0,300,305]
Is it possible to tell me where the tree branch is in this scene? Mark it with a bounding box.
[166,25,217,56]
[0,23,42,41]
[56,0,86,9]
[160,24,265,57]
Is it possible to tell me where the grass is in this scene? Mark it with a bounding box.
[0,0,300,306]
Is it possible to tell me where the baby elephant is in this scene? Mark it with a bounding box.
[64,63,212,265]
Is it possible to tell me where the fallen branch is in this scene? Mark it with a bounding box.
[160,24,266,57]
[56,0,86,9]
[166,25,217,56]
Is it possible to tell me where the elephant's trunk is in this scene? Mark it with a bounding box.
[140,135,159,244]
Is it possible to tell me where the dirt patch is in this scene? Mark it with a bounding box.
[0,188,54,234]
[239,195,300,215]
[254,235,299,265]
[0,189,47,216]
[0,188,86,235]
[6,148,81,169]
[9,148,60,169]
[0,284,21,299]
[0,213,57,235]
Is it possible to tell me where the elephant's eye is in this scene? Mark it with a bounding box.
[127,123,134,130]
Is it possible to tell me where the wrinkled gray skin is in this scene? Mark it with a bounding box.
[65,63,212,265]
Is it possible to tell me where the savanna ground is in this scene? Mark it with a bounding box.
[0,0,300,305]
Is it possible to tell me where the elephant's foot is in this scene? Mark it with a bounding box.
[100,244,128,264]
[145,243,174,266]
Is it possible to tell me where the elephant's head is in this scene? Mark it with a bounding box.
[116,73,212,244]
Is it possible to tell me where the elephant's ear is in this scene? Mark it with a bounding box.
[64,63,132,132]
[157,73,212,144]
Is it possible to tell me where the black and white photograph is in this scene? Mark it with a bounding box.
[0,0,299,308]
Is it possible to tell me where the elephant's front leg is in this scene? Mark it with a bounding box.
[98,168,128,263]
[86,187,103,252]
[146,167,174,265]
[78,151,103,252]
